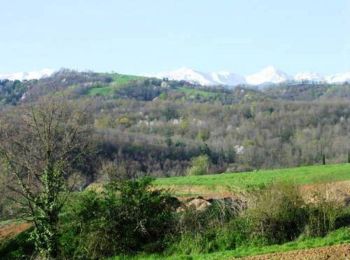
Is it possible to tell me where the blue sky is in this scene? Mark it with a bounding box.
[1,0,350,75]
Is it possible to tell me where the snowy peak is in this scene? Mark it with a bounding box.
[210,71,246,86]
[151,66,350,87]
[153,67,214,86]
[246,66,291,85]
[0,69,55,81]
[325,72,350,84]
[151,67,246,86]
[3,67,350,87]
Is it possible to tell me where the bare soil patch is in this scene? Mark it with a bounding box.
[241,244,350,260]
[0,222,32,241]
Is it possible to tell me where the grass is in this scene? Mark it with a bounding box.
[0,219,18,227]
[87,85,115,96]
[87,74,144,97]
[111,227,350,259]
[155,163,350,195]
[110,74,144,85]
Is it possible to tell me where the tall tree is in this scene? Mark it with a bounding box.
[0,98,92,258]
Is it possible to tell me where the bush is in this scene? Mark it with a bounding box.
[187,155,210,176]
[304,194,348,237]
[60,178,178,259]
[168,197,244,254]
[168,210,252,255]
[243,183,307,245]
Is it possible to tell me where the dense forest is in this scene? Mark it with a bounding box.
[1,70,350,182]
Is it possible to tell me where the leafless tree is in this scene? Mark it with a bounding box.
[0,97,93,259]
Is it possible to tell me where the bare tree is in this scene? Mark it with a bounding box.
[0,97,93,259]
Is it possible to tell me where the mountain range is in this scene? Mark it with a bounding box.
[2,67,350,87]
[151,66,350,87]
[0,69,54,81]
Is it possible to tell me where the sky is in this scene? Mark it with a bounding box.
[1,0,350,75]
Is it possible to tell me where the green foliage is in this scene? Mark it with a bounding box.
[187,155,210,176]
[305,197,345,237]
[60,178,177,259]
[0,80,27,105]
[0,228,34,260]
[243,183,307,244]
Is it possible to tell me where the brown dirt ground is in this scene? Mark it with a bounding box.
[300,180,350,205]
[0,222,32,241]
[167,180,350,202]
[241,244,350,260]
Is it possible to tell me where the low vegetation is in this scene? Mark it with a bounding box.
[2,179,350,259]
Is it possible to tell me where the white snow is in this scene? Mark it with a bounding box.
[152,67,214,86]
[0,68,55,81]
[245,66,291,85]
[3,67,350,87]
[209,71,246,86]
[149,67,246,87]
[325,71,350,84]
[149,66,350,87]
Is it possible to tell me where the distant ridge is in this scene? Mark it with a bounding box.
[3,67,350,87]
[0,69,54,81]
[149,66,350,87]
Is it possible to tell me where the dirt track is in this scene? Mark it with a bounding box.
[0,222,31,241]
[242,244,350,260]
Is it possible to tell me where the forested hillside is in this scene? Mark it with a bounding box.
[1,70,350,181]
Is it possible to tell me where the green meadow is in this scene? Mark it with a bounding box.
[155,163,350,195]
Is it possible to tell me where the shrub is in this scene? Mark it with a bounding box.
[168,197,244,255]
[244,182,307,245]
[60,178,178,259]
[304,193,348,237]
[187,155,210,176]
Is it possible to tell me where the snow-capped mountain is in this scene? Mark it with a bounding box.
[151,67,246,87]
[245,66,291,85]
[325,72,350,84]
[152,67,214,86]
[3,67,350,87]
[150,66,350,87]
[294,72,325,82]
[209,71,246,86]
[151,66,294,87]
[0,68,54,81]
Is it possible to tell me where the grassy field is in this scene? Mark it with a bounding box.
[122,227,350,260]
[87,85,115,96]
[155,163,350,196]
[108,73,144,85]
[87,73,143,96]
